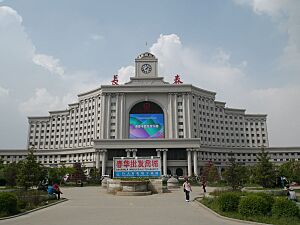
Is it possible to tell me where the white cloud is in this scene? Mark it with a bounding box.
[0,6,22,23]
[149,34,246,99]
[233,0,300,77]
[233,0,289,15]
[117,66,135,84]
[19,88,73,115]
[0,86,9,97]
[90,34,104,41]
[32,54,65,76]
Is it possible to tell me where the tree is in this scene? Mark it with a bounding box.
[0,159,6,186]
[253,147,277,188]
[48,163,75,185]
[202,161,220,183]
[279,160,300,184]
[87,167,101,184]
[3,162,19,187]
[17,148,46,190]
[223,153,248,190]
[0,158,4,170]
[68,163,86,183]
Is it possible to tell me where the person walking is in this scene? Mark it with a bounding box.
[183,178,192,202]
[202,179,207,194]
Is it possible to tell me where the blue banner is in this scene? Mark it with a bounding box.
[114,170,161,178]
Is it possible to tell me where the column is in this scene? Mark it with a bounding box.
[187,149,192,177]
[115,93,119,139]
[156,149,162,175]
[121,94,126,139]
[168,93,173,138]
[193,149,198,176]
[125,149,131,157]
[106,94,111,139]
[186,94,191,138]
[182,94,186,138]
[173,95,178,138]
[132,149,137,157]
[119,94,124,139]
[95,151,100,169]
[163,149,168,176]
[100,94,106,139]
[101,149,107,176]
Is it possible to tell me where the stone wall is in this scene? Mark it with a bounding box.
[148,179,163,194]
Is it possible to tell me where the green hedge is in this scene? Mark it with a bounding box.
[0,192,18,214]
[218,192,241,212]
[272,198,299,218]
[238,195,269,216]
[254,192,274,212]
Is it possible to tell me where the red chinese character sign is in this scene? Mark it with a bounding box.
[173,74,183,84]
[113,157,161,178]
[111,74,119,85]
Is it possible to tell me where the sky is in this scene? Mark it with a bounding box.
[0,0,299,148]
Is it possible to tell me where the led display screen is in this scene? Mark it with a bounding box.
[129,114,164,138]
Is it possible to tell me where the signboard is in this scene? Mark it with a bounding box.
[113,156,161,178]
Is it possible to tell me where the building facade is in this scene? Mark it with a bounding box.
[1,52,299,177]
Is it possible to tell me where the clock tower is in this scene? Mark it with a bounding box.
[135,52,158,78]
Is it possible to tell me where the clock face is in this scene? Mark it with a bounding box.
[141,64,152,74]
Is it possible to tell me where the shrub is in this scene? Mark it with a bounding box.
[272,198,299,218]
[0,192,18,214]
[238,195,269,216]
[217,192,241,212]
[15,190,48,208]
[255,192,274,211]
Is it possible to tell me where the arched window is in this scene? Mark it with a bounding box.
[129,101,164,138]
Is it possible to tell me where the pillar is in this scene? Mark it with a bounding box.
[156,149,162,175]
[132,149,137,157]
[125,149,131,157]
[187,149,192,177]
[95,151,100,169]
[163,149,168,176]
[106,94,111,139]
[193,150,198,176]
[101,150,107,176]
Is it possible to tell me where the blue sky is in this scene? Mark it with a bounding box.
[0,0,299,148]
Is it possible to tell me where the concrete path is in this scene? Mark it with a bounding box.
[0,186,249,225]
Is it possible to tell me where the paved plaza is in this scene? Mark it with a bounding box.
[0,186,250,225]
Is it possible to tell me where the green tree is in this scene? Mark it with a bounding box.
[223,153,248,190]
[48,163,75,184]
[279,160,300,184]
[3,162,19,187]
[0,159,6,186]
[17,148,46,190]
[0,158,4,170]
[202,161,220,183]
[88,167,101,184]
[69,163,86,183]
[253,147,277,188]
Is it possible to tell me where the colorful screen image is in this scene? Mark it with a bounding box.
[129,114,164,138]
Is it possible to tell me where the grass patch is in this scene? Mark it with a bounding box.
[200,197,300,225]
[245,187,282,190]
